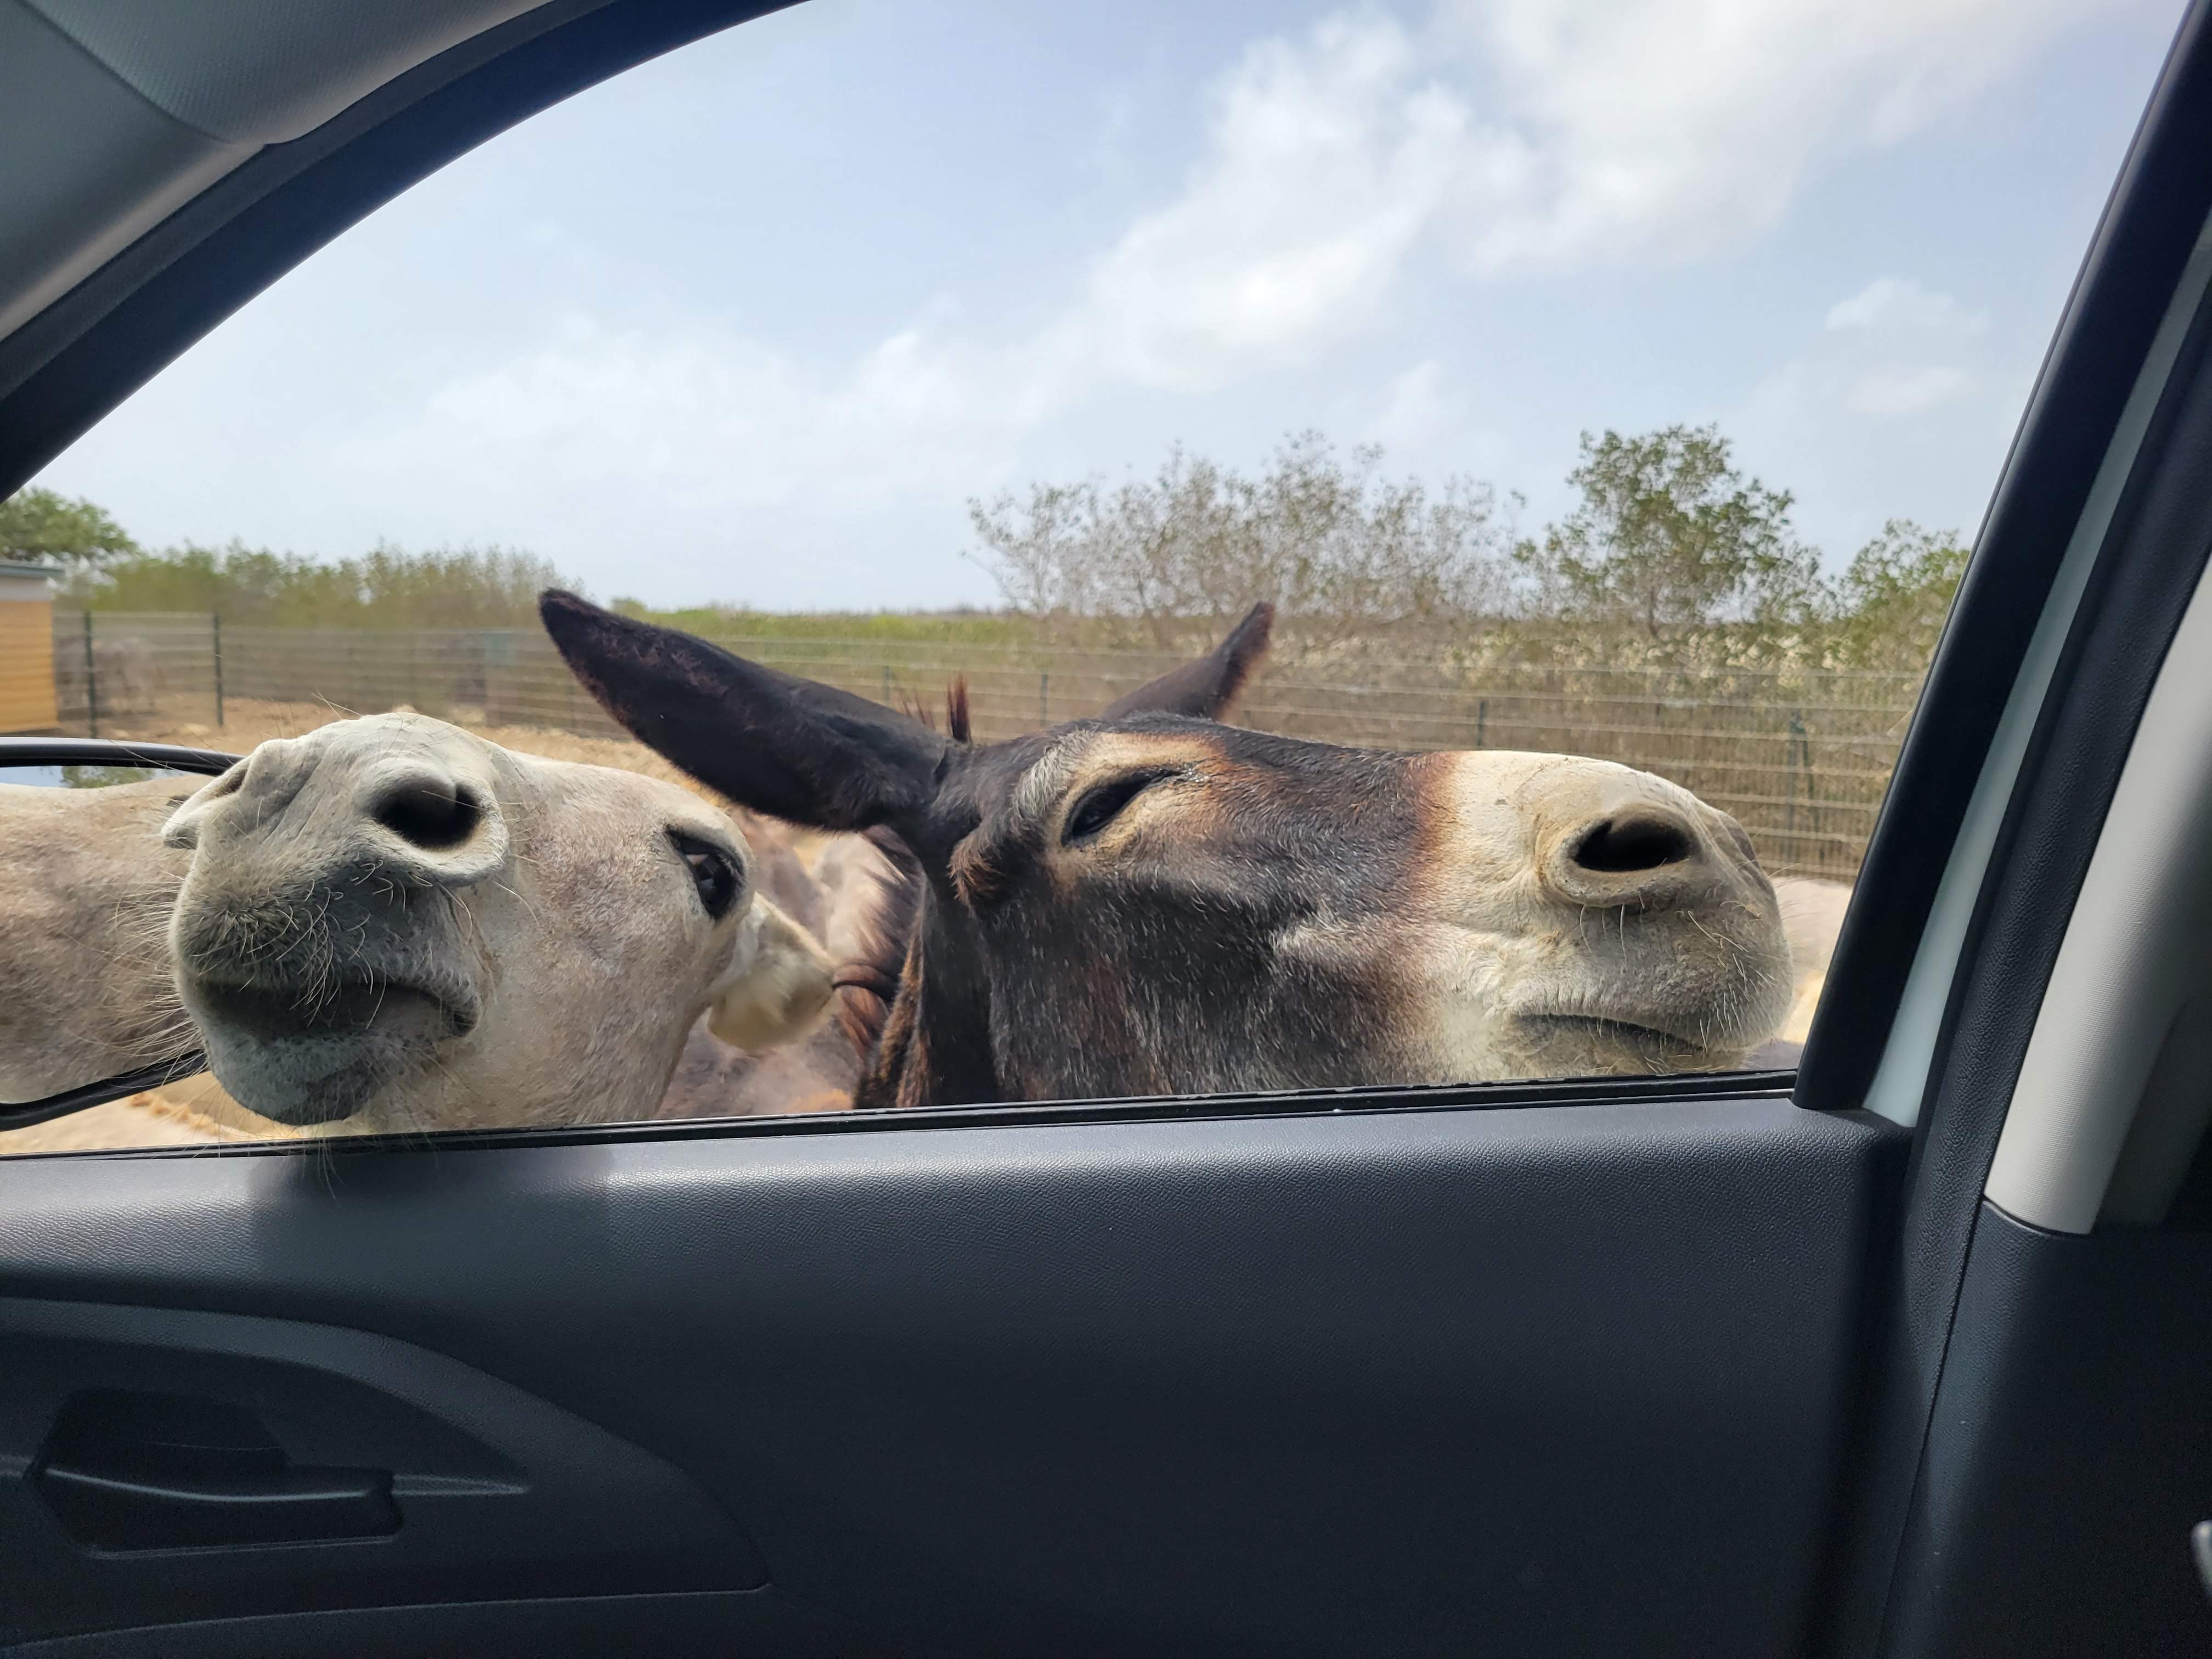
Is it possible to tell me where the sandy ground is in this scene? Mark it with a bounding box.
[0,1073,295,1156]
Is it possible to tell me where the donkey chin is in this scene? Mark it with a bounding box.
[174,911,482,1127]
[1502,960,1796,1078]
[1510,1010,1741,1076]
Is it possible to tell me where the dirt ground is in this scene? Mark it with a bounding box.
[0,1075,292,1156]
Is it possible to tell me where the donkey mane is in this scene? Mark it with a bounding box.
[830,824,922,1057]
[825,672,966,1059]
[895,675,972,745]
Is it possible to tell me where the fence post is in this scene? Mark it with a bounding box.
[211,613,224,728]
[1476,697,1487,749]
[1784,709,1806,842]
[81,612,98,740]
[1039,672,1049,726]
[1792,709,1816,854]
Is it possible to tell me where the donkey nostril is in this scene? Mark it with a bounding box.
[1571,811,1697,874]
[371,781,481,851]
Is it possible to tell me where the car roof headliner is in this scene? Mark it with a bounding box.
[0,0,787,496]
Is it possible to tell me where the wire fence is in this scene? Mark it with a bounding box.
[44,611,1924,878]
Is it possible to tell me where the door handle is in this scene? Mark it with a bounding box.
[37,1455,399,1550]
[32,1389,400,1551]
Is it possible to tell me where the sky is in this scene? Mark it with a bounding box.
[31,0,2190,611]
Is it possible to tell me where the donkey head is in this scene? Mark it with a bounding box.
[540,592,1794,1108]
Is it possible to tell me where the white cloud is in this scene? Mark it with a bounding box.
[1064,15,1499,390]
[354,0,2110,505]
[1735,270,2032,571]
[1444,0,2121,270]
[331,313,1044,522]
[1752,275,1989,431]
[1826,276,1990,335]
[1847,363,1975,415]
[65,0,2123,606]
[1056,0,2126,382]
[1372,359,1462,449]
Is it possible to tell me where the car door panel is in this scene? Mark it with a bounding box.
[1872,1202,2212,1659]
[0,1296,765,1640]
[0,1093,1902,1655]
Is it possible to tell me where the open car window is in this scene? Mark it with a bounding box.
[0,0,2184,1152]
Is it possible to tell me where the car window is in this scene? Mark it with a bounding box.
[0,0,2181,1150]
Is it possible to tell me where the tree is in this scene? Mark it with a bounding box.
[75,539,577,627]
[0,488,138,570]
[1829,519,1969,669]
[1523,426,1821,640]
[967,432,1515,652]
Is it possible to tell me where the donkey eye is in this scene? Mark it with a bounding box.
[1064,774,1164,844]
[669,830,741,921]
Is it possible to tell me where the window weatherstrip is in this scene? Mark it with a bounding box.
[1859,215,2212,1128]
[1985,435,2212,1232]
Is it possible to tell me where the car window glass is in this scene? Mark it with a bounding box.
[0,0,2180,1149]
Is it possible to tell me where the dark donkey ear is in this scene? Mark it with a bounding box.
[539,591,948,832]
[1100,601,1274,720]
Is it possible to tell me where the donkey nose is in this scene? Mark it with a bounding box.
[358,768,506,887]
[1544,804,1707,909]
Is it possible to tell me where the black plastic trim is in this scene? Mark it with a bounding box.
[0,1589,839,1659]
[2,1070,1801,1162]
[1878,1202,2212,1656]
[1810,8,2212,1643]
[0,0,797,491]
[0,1058,213,1136]
[1795,0,2212,1115]
[1843,284,2212,1646]
[0,738,239,777]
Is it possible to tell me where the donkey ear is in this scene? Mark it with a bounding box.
[539,591,947,831]
[1102,601,1274,720]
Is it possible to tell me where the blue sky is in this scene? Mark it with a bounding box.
[35,0,2187,610]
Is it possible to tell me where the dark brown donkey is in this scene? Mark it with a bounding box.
[540,592,1796,1108]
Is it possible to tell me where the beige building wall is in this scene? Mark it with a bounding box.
[0,565,59,733]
